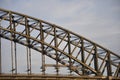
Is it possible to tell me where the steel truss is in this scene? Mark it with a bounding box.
[0,8,120,79]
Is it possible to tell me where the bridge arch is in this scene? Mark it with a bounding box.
[0,8,120,79]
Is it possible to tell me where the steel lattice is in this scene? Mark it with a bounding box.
[0,8,120,80]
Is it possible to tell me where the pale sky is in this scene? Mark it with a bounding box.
[0,0,120,73]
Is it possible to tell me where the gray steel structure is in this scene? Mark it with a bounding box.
[0,8,120,80]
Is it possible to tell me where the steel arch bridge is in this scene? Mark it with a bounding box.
[0,8,119,80]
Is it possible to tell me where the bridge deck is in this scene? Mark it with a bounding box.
[0,74,119,80]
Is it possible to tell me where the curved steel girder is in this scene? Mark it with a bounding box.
[0,8,119,57]
[0,8,120,77]
[0,27,97,75]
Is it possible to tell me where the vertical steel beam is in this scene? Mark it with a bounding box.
[12,15,17,74]
[14,42,17,74]
[9,12,14,74]
[26,47,29,74]
[93,45,100,76]
[68,33,72,74]
[26,47,32,74]
[0,23,1,74]
[40,22,45,75]
[25,17,32,74]
[11,41,14,74]
[81,38,85,75]
[107,52,112,76]
[29,48,32,74]
[117,63,120,77]
[54,27,59,75]
[25,17,29,74]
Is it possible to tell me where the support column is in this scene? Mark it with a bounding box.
[54,27,59,75]
[25,17,32,74]
[93,45,100,76]
[107,52,112,76]
[81,38,85,75]
[0,28,1,74]
[14,42,17,74]
[68,33,72,74]
[40,22,45,75]
[29,48,31,74]
[11,41,14,74]
[26,47,32,74]
[10,12,14,74]
[12,15,17,74]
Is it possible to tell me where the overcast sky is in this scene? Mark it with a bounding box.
[0,0,120,54]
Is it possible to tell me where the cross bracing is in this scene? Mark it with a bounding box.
[0,8,120,80]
